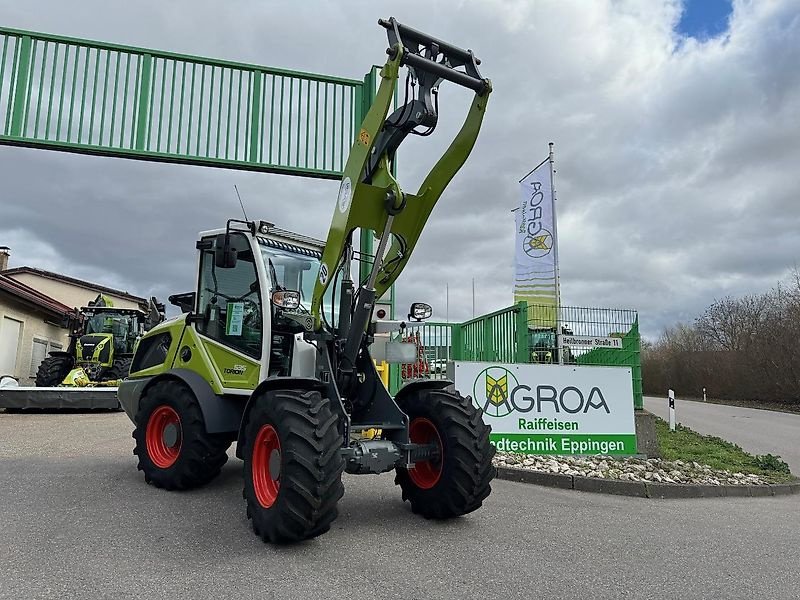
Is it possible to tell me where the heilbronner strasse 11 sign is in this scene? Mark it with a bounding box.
[454,362,637,455]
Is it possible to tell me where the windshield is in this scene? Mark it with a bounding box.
[258,240,335,319]
[86,313,137,335]
[529,329,555,348]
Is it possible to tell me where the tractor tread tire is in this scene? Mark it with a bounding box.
[101,357,133,382]
[133,379,230,490]
[395,388,496,519]
[35,355,74,387]
[243,389,344,544]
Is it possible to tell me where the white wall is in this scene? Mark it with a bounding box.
[0,295,69,385]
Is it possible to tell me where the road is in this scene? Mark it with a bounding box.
[644,396,800,472]
[1,410,799,600]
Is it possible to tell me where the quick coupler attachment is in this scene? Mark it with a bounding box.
[379,17,490,96]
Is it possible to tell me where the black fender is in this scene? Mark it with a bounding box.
[133,369,244,435]
[393,379,454,407]
[235,376,326,459]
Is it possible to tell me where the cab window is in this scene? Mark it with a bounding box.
[196,233,263,358]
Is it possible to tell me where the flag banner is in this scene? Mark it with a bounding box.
[514,159,558,324]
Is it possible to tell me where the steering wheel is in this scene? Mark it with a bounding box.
[204,288,261,330]
[204,287,257,303]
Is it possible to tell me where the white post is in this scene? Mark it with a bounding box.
[549,142,564,366]
[703,387,707,402]
[445,283,449,324]
[668,389,676,431]
[472,278,475,319]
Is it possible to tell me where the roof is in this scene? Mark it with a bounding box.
[0,273,73,320]
[1,266,147,306]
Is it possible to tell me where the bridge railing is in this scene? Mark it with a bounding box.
[0,26,366,178]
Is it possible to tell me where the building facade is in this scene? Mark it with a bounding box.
[0,273,71,385]
[0,247,150,384]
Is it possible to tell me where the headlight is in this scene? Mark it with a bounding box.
[272,290,301,310]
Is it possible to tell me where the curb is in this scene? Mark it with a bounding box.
[495,466,800,499]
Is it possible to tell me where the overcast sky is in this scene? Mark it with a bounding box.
[1,0,798,338]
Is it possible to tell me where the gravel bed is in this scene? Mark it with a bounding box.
[493,452,777,486]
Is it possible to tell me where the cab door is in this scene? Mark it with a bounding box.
[189,233,265,390]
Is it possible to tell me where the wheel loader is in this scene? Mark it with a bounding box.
[118,17,495,543]
[36,294,165,387]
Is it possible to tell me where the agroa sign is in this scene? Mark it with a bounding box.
[454,362,636,455]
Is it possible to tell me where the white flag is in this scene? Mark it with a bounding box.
[514,160,558,319]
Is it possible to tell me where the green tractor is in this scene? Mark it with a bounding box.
[36,294,165,386]
[118,18,495,544]
[529,326,575,364]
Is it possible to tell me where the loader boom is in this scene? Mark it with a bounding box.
[311,17,492,336]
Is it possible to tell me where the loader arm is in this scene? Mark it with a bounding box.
[311,17,492,330]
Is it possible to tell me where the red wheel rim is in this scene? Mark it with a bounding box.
[409,417,443,489]
[145,405,181,468]
[252,424,281,508]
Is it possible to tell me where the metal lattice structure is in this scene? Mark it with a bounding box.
[0,27,371,178]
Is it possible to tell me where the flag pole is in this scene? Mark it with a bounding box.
[548,141,563,365]
[549,142,561,306]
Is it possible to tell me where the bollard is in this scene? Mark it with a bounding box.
[668,389,676,431]
[703,387,707,402]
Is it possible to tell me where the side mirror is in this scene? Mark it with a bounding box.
[408,302,432,322]
[168,292,196,314]
[214,233,237,268]
[272,290,301,310]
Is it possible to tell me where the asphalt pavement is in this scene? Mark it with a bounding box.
[1,410,799,600]
[644,396,800,472]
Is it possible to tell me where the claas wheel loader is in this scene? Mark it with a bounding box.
[118,17,495,544]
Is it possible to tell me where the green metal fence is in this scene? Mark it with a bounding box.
[0,26,367,178]
[451,303,529,363]
[391,301,643,409]
[526,304,643,409]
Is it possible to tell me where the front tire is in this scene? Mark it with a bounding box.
[133,380,230,490]
[35,355,74,387]
[101,357,133,382]
[395,388,495,519]
[243,388,344,544]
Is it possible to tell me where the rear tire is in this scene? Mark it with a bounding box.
[242,388,344,544]
[395,388,495,519]
[35,355,74,387]
[133,380,230,490]
[101,357,133,382]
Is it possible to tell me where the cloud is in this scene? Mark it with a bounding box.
[1,0,799,340]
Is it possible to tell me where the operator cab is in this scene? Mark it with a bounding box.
[193,221,333,379]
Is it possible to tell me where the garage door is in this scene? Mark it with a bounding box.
[0,316,23,376]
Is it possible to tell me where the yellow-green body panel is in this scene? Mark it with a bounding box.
[127,313,261,393]
[194,333,260,390]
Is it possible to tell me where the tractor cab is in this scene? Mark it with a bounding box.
[82,307,147,358]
